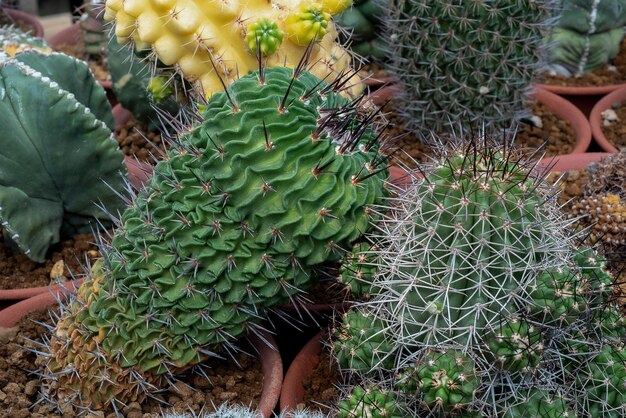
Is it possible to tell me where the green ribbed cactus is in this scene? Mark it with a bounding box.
[330,137,626,417]
[384,0,553,136]
[0,24,50,57]
[546,0,626,77]
[0,49,126,262]
[40,65,388,413]
[337,242,378,298]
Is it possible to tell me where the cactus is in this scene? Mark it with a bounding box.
[104,0,360,98]
[160,403,330,417]
[107,31,184,131]
[546,0,626,77]
[79,0,108,57]
[330,136,626,416]
[0,49,126,262]
[334,0,386,60]
[40,65,388,412]
[0,24,50,57]
[384,0,553,136]
[337,241,378,298]
[336,384,403,418]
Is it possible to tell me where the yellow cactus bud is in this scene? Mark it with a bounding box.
[285,4,331,46]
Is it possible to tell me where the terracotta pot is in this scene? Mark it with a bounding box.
[0,290,282,418]
[3,8,44,38]
[47,23,115,104]
[589,85,626,153]
[364,77,401,107]
[280,332,324,413]
[535,83,626,118]
[537,152,615,172]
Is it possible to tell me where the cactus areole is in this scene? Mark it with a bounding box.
[42,66,388,412]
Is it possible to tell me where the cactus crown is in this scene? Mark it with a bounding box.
[384,0,554,136]
[40,64,388,413]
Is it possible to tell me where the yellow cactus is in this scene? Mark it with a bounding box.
[104,0,360,96]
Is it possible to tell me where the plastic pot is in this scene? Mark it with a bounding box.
[589,85,626,153]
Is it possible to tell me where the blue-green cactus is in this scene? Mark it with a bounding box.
[546,0,626,77]
[0,49,126,262]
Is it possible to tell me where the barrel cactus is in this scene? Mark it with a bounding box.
[40,65,388,413]
[79,0,108,57]
[104,0,360,97]
[0,24,50,57]
[384,0,554,136]
[330,136,626,416]
[546,0,626,77]
[0,48,126,262]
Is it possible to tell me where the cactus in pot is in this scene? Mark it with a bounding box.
[103,0,362,98]
[384,0,554,136]
[79,0,108,57]
[39,64,388,413]
[545,0,626,77]
[330,136,626,417]
[0,47,126,262]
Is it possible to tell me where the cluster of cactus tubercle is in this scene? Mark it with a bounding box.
[104,0,360,97]
[160,403,331,417]
[39,64,388,413]
[384,0,553,136]
[545,0,626,77]
[0,46,126,262]
[0,24,50,57]
[329,136,626,417]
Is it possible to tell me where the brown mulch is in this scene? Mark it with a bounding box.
[115,117,167,164]
[600,103,626,150]
[0,232,99,290]
[0,308,264,418]
[538,37,626,87]
[515,102,576,157]
[52,40,109,85]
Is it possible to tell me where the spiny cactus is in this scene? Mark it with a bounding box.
[0,49,126,262]
[159,403,330,418]
[107,31,184,131]
[334,0,386,60]
[336,384,403,418]
[104,0,360,97]
[330,136,626,417]
[39,65,388,413]
[384,0,554,136]
[336,241,378,298]
[545,0,626,77]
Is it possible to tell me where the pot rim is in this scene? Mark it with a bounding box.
[3,8,44,38]
[589,85,626,153]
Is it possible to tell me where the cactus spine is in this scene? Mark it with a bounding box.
[40,66,388,413]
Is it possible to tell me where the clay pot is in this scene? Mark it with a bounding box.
[364,76,401,107]
[537,152,615,172]
[532,87,592,155]
[3,8,44,38]
[535,83,626,119]
[0,289,283,417]
[47,23,115,104]
[280,332,324,413]
[589,85,626,153]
